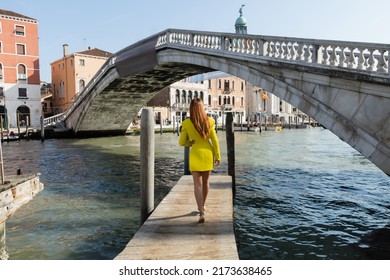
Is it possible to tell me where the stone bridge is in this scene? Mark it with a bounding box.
[44,29,390,175]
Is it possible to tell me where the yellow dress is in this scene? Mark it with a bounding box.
[179,117,221,172]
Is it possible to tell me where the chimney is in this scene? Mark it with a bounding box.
[63,44,69,57]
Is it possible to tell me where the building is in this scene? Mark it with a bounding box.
[141,73,246,129]
[51,45,112,114]
[188,72,246,127]
[0,9,41,129]
[143,78,209,128]
[40,81,53,118]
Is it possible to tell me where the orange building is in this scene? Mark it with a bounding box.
[0,9,41,129]
[51,45,112,114]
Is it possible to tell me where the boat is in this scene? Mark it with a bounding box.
[1,131,20,142]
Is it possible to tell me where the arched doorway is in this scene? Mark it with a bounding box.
[0,105,8,129]
[16,106,30,127]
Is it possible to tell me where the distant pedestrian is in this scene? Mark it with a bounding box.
[179,98,221,223]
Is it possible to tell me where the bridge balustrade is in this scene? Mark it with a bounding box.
[157,29,389,76]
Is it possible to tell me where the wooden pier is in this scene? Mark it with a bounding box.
[115,175,238,260]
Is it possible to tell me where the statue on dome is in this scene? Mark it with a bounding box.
[239,4,245,17]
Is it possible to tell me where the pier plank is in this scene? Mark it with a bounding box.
[115,175,238,260]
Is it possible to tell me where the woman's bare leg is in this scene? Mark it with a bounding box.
[192,171,205,222]
[201,171,211,211]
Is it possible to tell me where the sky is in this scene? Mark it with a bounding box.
[2,0,390,82]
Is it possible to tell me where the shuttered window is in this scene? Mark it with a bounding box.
[18,88,27,98]
[16,44,26,55]
[15,25,25,36]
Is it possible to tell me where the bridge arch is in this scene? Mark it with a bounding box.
[48,29,390,175]
[156,48,390,175]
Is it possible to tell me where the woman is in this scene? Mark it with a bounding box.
[179,98,221,223]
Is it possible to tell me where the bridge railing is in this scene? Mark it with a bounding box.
[156,29,389,76]
[43,113,64,127]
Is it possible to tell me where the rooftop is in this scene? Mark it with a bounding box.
[76,48,113,58]
[0,9,37,21]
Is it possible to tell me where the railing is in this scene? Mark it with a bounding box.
[44,29,390,129]
[156,29,389,76]
[43,113,64,126]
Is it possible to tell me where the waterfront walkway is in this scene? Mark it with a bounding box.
[115,175,238,260]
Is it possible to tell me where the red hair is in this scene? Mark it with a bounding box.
[189,98,210,140]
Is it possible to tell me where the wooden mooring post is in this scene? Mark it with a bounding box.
[140,108,154,225]
[225,112,235,191]
[40,116,45,142]
[184,146,190,175]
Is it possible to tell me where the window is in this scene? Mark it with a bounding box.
[175,90,180,105]
[79,79,85,92]
[18,88,27,98]
[0,41,2,53]
[16,44,26,55]
[0,64,3,79]
[0,22,2,33]
[181,90,186,105]
[15,25,25,36]
[79,59,85,66]
[224,80,230,92]
[0,87,3,97]
[17,64,27,80]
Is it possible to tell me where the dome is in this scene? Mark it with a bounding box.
[235,16,247,26]
[235,5,248,34]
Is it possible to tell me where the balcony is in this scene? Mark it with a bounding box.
[17,74,27,80]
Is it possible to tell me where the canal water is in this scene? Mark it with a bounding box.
[2,127,390,260]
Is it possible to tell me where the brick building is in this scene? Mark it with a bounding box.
[51,45,112,114]
[0,9,41,129]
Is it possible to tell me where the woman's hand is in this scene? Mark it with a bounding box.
[214,160,220,166]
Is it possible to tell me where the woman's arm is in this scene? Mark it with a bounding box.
[179,121,193,147]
